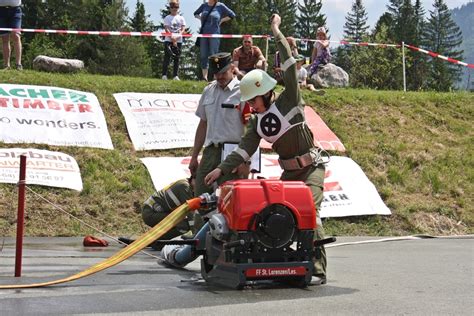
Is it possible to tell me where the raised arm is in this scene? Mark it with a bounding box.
[271,14,299,107]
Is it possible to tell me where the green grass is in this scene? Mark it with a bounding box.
[0,70,473,237]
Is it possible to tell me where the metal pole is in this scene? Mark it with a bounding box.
[402,41,407,92]
[15,155,27,277]
[265,35,269,72]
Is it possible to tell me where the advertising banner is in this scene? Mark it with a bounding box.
[0,84,113,149]
[0,148,83,191]
[115,93,345,152]
[141,155,390,218]
[114,93,200,150]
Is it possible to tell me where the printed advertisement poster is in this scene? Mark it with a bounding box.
[141,155,390,218]
[0,84,113,149]
[0,148,83,191]
[114,93,200,150]
[114,93,345,152]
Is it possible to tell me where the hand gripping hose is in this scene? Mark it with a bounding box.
[0,197,202,289]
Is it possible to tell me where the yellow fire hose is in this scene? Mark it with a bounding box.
[0,197,202,289]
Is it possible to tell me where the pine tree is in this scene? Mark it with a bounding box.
[386,0,416,44]
[334,0,369,78]
[263,0,297,36]
[343,0,369,42]
[296,0,327,56]
[72,0,152,76]
[423,0,464,91]
[129,1,154,31]
[409,0,428,90]
[219,0,268,57]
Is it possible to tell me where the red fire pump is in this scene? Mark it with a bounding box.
[200,179,335,288]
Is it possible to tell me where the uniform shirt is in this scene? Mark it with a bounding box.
[195,77,244,147]
[0,0,21,6]
[218,31,315,177]
[163,14,186,43]
[232,46,263,71]
[194,2,235,35]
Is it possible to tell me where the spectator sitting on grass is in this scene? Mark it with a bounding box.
[232,35,266,80]
[296,54,325,95]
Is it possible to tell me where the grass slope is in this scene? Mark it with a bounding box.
[0,70,472,237]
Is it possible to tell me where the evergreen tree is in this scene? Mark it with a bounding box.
[386,0,403,41]
[129,0,154,31]
[263,0,297,36]
[72,0,152,76]
[422,0,464,91]
[343,0,369,42]
[220,0,268,57]
[296,0,326,56]
[129,1,161,77]
[409,0,428,90]
[334,0,369,78]
[364,23,403,90]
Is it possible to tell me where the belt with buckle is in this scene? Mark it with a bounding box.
[278,148,328,171]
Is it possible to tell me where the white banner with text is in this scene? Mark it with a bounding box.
[0,84,113,149]
[114,93,346,152]
[0,148,83,191]
[114,93,200,150]
[141,155,390,218]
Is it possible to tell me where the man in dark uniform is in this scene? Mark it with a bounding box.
[205,14,328,285]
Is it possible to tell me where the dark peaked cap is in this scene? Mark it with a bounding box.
[209,52,233,74]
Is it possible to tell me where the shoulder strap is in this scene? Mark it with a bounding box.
[200,2,217,31]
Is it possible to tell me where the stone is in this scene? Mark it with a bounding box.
[33,55,84,73]
[310,63,349,88]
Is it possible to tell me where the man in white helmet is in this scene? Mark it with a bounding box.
[205,14,329,286]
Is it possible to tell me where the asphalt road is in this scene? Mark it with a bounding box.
[0,236,472,315]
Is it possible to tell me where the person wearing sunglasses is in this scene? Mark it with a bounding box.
[162,0,186,80]
[232,35,266,80]
[204,14,329,286]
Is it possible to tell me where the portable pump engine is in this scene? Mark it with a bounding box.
[199,179,335,289]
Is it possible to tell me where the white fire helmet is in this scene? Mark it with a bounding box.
[240,69,277,102]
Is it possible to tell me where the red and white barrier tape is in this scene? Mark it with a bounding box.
[298,38,400,48]
[405,43,473,69]
[0,27,268,39]
[2,27,471,68]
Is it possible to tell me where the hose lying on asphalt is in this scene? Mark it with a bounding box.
[0,198,201,289]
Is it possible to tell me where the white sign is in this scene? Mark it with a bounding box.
[0,148,83,191]
[141,155,391,218]
[0,84,113,149]
[114,93,200,150]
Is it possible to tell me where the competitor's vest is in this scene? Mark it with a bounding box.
[256,103,304,143]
